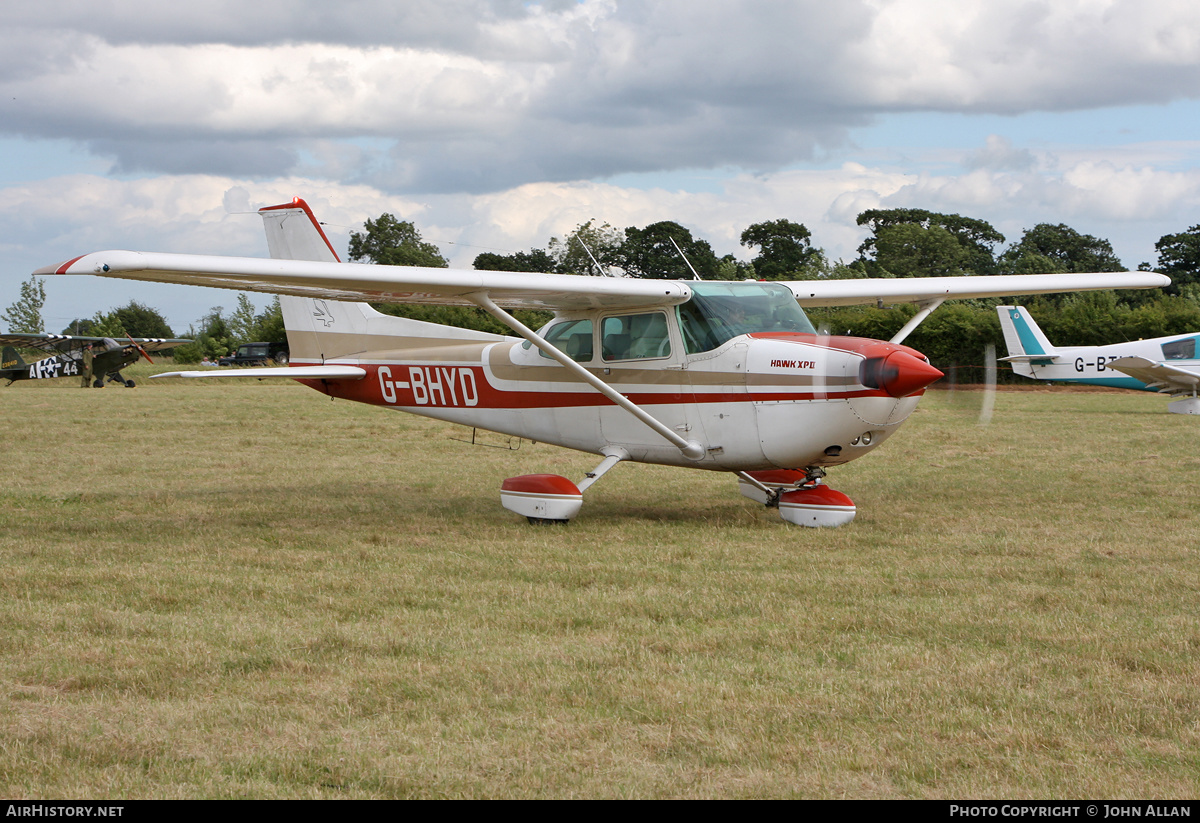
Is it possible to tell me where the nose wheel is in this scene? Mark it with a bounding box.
[737,468,856,527]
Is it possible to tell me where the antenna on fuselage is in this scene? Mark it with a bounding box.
[669,236,701,281]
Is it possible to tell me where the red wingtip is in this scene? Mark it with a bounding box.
[52,255,89,275]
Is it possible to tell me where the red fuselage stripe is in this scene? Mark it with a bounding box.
[295,363,900,410]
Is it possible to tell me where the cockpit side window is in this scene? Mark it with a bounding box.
[677,282,816,354]
[1161,337,1196,360]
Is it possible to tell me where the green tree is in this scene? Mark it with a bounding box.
[857,208,1004,276]
[71,301,175,340]
[871,223,973,278]
[620,221,719,280]
[2,275,47,334]
[250,297,286,346]
[740,219,822,279]
[172,299,285,363]
[108,301,174,338]
[348,214,449,268]
[1153,225,1200,295]
[999,223,1124,274]
[547,220,625,275]
[714,254,756,281]
[200,309,235,357]
[473,249,557,273]
[228,293,259,345]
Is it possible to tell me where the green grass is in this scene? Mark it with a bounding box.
[1,372,1198,798]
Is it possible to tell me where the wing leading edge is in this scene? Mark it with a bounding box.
[37,251,694,312]
[783,272,1171,307]
[37,251,1168,313]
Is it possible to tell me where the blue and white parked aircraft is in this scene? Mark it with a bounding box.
[997,305,1200,415]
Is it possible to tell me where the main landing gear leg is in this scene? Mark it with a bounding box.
[500,449,628,525]
[737,467,856,527]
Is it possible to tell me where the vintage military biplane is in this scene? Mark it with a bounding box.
[36,199,1168,525]
[1,333,190,387]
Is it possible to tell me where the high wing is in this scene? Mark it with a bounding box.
[1107,357,1200,395]
[0,332,192,353]
[37,251,1168,312]
[782,273,1171,307]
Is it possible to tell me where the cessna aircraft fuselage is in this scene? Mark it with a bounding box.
[284,289,937,473]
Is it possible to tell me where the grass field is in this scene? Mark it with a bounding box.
[2,367,1198,798]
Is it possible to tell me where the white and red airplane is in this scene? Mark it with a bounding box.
[36,199,1169,526]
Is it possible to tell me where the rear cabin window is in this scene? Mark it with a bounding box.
[601,312,671,361]
[532,319,594,362]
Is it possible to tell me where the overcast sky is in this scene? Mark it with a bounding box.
[3,0,1199,333]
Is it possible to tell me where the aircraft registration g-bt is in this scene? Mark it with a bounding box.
[36,199,1169,526]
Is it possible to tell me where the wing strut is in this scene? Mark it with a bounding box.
[889,298,944,345]
[468,292,706,460]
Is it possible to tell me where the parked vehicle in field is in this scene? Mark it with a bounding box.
[218,342,289,367]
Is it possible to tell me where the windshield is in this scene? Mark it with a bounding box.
[678,282,815,354]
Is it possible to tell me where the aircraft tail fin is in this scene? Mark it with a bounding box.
[996,305,1060,377]
[258,198,504,364]
[260,198,342,265]
[2,345,27,371]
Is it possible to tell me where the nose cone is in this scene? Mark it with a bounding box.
[860,350,944,398]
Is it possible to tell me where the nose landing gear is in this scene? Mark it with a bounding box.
[737,467,856,527]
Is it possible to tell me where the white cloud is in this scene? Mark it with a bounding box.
[2,1,1197,190]
[853,0,1200,110]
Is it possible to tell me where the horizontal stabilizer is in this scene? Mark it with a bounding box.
[151,365,366,380]
[999,354,1062,363]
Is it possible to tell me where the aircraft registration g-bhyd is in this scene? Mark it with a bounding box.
[998,305,1200,415]
[37,199,1169,526]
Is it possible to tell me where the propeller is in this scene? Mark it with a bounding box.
[977,342,996,427]
[121,325,155,365]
